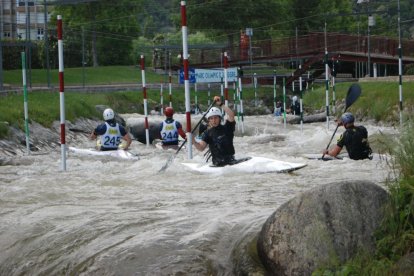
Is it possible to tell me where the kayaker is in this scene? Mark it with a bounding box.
[323,112,372,160]
[159,107,186,148]
[192,96,237,166]
[90,108,132,151]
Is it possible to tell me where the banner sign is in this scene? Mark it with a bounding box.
[179,67,238,84]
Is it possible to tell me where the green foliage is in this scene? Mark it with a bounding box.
[3,66,164,86]
[2,43,25,70]
[314,120,414,275]
[2,42,44,70]
[186,0,293,41]
[303,82,414,123]
[0,91,141,128]
[52,0,144,66]
[131,31,216,68]
[375,121,414,257]
[291,0,353,33]
[0,122,9,139]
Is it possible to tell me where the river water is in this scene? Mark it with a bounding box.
[0,114,396,275]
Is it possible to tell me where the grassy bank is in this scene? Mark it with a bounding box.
[3,65,166,86]
[1,66,414,136]
[1,80,413,132]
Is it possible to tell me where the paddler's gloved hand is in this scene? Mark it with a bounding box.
[214,96,223,106]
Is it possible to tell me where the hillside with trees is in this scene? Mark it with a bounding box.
[3,0,414,70]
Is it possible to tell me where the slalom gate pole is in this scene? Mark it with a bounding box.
[332,58,336,114]
[299,64,303,134]
[233,82,236,102]
[238,71,244,134]
[254,73,257,107]
[324,22,330,130]
[208,83,211,106]
[181,1,192,159]
[21,52,30,155]
[160,76,164,115]
[236,71,241,131]
[195,83,198,114]
[397,0,403,126]
[57,15,66,171]
[140,55,150,147]
[283,77,286,129]
[273,70,277,113]
[220,78,224,100]
[168,71,173,108]
[224,52,229,106]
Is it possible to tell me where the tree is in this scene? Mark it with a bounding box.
[52,0,144,67]
[291,0,354,33]
[183,0,293,46]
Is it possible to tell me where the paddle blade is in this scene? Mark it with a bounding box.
[345,83,361,111]
[159,154,175,172]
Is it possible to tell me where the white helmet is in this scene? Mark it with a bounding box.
[103,108,115,121]
[292,96,298,103]
[206,107,222,119]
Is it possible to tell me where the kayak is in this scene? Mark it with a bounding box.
[154,141,186,151]
[68,147,139,160]
[182,156,307,174]
[303,153,387,162]
[303,154,345,161]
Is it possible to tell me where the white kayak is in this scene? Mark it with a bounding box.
[68,147,139,160]
[303,154,345,161]
[154,141,186,151]
[182,156,307,174]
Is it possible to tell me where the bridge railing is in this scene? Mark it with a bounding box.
[184,32,414,68]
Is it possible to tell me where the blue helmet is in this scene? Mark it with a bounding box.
[341,112,355,124]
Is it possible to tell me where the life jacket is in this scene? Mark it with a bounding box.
[100,122,122,150]
[204,124,235,166]
[342,126,373,160]
[160,120,179,145]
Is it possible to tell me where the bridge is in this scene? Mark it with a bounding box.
[153,32,414,86]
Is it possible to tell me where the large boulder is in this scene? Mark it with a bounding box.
[257,180,389,275]
[129,122,162,144]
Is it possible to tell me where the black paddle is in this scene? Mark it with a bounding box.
[322,83,361,159]
[158,100,216,172]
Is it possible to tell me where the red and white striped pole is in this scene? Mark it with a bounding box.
[181,1,192,159]
[160,76,164,116]
[140,55,150,146]
[168,71,173,107]
[224,51,229,106]
[57,15,66,171]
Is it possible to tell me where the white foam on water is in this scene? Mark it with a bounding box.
[0,114,396,275]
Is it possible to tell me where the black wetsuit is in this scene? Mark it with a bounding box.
[201,120,236,166]
[337,125,372,160]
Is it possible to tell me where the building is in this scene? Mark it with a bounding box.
[0,0,51,40]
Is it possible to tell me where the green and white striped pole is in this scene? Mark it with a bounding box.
[397,0,403,126]
[21,52,30,155]
[324,22,330,130]
[237,68,244,133]
[238,73,245,133]
[332,58,336,114]
[194,83,199,114]
[254,72,257,107]
[207,83,211,106]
